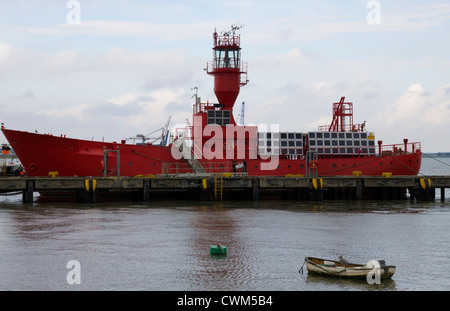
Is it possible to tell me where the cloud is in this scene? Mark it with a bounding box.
[47,50,83,74]
[379,84,428,125]
[311,78,380,100]
[243,2,450,45]
[15,20,215,41]
[31,87,191,142]
[370,83,450,151]
[381,3,450,30]
[422,86,450,124]
[36,102,90,121]
[13,90,36,100]
[0,37,199,143]
[2,1,450,153]
[101,47,195,90]
[252,48,315,71]
[374,83,450,126]
[0,42,43,76]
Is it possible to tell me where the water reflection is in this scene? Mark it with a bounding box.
[1,194,450,290]
[183,202,268,290]
[303,273,397,291]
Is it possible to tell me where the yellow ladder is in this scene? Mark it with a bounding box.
[214,177,223,200]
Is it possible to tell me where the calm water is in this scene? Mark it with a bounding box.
[0,157,449,291]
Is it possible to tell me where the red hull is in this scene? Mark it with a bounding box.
[2,128,177,177]
[2,128,421,177]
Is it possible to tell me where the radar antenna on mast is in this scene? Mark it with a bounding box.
[207,24,248,111]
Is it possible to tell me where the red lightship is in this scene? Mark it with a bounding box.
[1,26,421,178]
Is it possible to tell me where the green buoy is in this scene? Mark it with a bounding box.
[210,244,227,255]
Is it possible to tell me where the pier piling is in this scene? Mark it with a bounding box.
[143,179,151,202]
[22,180,34,204]
[1,175,449,203]
[252,178,259,201]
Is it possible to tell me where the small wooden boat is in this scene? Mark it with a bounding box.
[303,257,395,279]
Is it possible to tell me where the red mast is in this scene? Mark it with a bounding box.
[329,96,353,132]
[206,25,248,112]
[319,96,364,132]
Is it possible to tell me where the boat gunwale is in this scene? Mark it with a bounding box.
[304,256,396,279]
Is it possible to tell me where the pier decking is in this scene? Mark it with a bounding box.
[1,174,449,203]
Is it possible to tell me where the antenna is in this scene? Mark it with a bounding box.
[191,86,198,98]
[191,86,199,104]
[223,23,243,37]
[239,102,245,125]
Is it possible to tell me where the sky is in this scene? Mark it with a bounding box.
[0,0,449,152]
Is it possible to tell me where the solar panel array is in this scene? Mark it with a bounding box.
[308,131,376,155]
[258,132,304,157]
[258,131,376,157]
[207,110,231,126]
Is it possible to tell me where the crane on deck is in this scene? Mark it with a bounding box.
[126,116,171,146]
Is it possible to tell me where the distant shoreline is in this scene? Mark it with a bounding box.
[424,153,450,158]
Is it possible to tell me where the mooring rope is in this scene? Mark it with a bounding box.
[392,152,450,177]
[318,156,380,175]
[422,153,450,169]
[0,191,22,196]
[131,150,165,162]
[391,154,424,176]
[299,260,306,274]
[320,152,428,176]
[218,243,225,255]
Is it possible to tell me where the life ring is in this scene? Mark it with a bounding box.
[309,160,319,170]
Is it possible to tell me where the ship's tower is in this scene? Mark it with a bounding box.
[206,25,248,112]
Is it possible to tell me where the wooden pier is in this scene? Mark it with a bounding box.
[1,174,449,203]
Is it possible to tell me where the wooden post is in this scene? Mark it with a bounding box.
[143,179,150,202]
[309,178,323,201]
[22,180,34,204]
[199,179,213,201]
[252,177,259,201]
[409,181,433,201]
[77,179,97,203]
[356,179,363,200]
[416,178,432,201]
